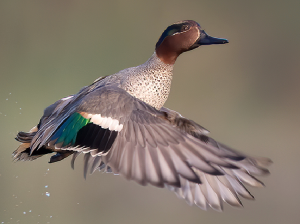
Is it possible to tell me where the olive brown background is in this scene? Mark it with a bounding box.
[0,0,299,223]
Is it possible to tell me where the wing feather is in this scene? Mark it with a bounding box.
[20,85,270,211]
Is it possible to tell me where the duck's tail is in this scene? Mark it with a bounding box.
[14,125,74,163]
[13,126,53,161]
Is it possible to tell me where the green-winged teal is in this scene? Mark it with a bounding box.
[14,20,271,211]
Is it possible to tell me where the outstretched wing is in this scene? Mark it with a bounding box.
[22,85,271,211]
[99,97,271,211]
[59,86,271,210]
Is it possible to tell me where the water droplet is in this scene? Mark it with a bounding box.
[45,192,50,197]
[45,185,48,188]
[29,210,32,212]
[23,212,26,214]
[9,93,11,95]
[19,108,22,110]
[15,176,18,178]
[47,169,50,171]
[50,216,52,218]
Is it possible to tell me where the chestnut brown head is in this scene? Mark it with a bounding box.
[155,20,228,64]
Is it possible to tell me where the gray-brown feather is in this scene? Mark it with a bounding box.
[69,88,271,210]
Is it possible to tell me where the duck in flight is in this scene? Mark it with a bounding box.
[14,20,272,211]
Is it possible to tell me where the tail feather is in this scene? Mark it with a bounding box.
[16,131,36,143]
[15,126,38,143]
[12,143,52,162]
[14,126,73,163]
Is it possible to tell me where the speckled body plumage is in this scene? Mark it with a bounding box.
[120,53,174,109]
[92,53,173,110]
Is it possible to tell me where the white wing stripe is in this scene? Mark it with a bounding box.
[85,113,123,132]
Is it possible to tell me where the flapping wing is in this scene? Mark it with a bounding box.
[63,86,271,211]
[14,83,271,211]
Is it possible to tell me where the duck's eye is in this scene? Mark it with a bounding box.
[181,25,190,32]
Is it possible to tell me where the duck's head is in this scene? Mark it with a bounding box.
[155,20,228,65]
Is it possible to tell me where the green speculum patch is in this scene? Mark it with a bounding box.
[51,112,91,147]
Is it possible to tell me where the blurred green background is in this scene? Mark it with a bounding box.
[1,0,299,223]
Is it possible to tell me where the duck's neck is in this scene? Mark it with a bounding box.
[144,52,175,70]
[121,52,174,110]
